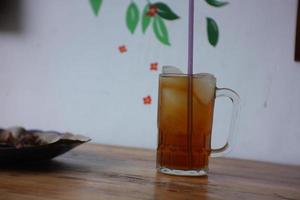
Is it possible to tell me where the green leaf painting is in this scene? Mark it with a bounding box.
[206,17,219,47]
[153,16,170,45]
[90,0,102,16]
[89,1,228,47]
[125,1,178,45]
[205,0,228,46]
[205,0,229,7]
[142,4,152,33]
[126,2,140,34]
[154,2,179,20]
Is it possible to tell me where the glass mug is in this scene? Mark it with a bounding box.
[156,67,240,176]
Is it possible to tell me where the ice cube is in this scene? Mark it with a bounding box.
[193,74,216,104]
[161,87,187,133]
[162,66,183,74]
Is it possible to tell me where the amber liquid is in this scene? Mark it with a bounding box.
[157,75,215,170]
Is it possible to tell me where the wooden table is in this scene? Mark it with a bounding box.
[0,144,299,200]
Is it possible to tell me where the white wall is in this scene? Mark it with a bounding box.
[0,0,300,165]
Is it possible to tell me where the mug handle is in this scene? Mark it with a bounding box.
[211,87,240,157]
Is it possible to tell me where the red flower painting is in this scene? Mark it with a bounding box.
[143,95,152,105]
[150,62,158,71]
[118,45,127,53]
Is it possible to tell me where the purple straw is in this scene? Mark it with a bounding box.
[188,0,194,76]
[187,0,194,168]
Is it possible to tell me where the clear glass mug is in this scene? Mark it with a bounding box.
[156,68,240,176]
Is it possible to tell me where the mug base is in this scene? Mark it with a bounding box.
[157,167,208,176]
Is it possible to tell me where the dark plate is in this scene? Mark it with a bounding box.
[0,140,87,164]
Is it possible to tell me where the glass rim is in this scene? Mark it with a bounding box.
[159,73,216,80]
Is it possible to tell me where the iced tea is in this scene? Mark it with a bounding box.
[156,74,216,171]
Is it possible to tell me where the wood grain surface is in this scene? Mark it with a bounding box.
[0,143,299,200]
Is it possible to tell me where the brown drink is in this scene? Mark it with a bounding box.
[157,73,216,173]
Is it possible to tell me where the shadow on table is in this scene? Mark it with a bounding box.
[153,173,209,199]
[0,159,90,173]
